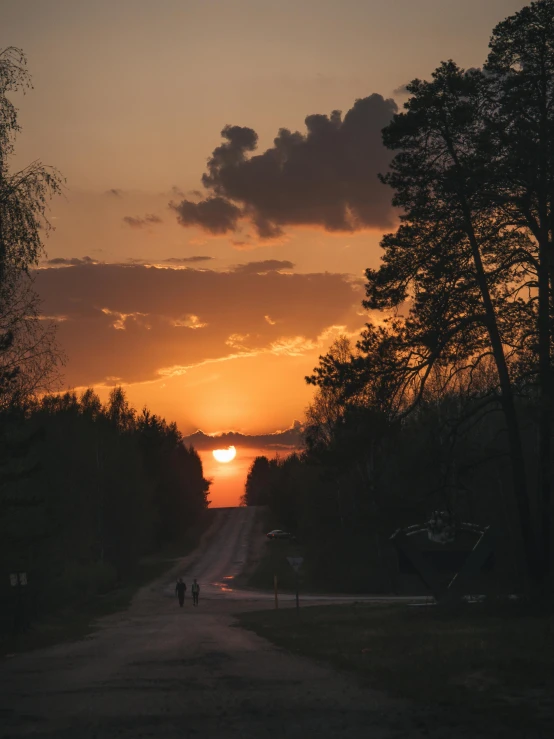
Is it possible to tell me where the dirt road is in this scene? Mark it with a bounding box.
[0,508,485,738]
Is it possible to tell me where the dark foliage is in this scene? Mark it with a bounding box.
[241,456,272,507]
[256,2,554,595]
[0,388,210,636]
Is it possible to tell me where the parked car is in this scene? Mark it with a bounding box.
[266,529,297,541]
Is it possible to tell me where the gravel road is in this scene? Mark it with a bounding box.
[0,507,504,738]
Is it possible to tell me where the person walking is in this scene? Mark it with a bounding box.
[191,578,200,607]
[175,577,186,607]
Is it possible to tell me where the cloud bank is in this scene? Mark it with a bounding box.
[163,256,214,264]
[232,260,294,274]
[35,263,364,388]
[45,256,99,267]
[182,421,303,451]
[123,214,163,228]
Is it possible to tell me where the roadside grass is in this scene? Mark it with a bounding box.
[1,509,215,657]
[237,601,554,732]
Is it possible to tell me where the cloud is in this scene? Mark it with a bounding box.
[123,213,163,228]
[163,256,214,264]
[45,256,98,267]
[170,185,185,198]
[182,421,303,451]
[393,83,410,97]
[170,196,241,235]
[44,255,215,270]
[38,314,69,322]
[101,307,149,331]
[171,94,397,239]
[171,314,207,329]
[232,260,294,274]
[34,263,364,387]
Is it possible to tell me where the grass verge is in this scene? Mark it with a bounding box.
[236,600,553,732]
[1,508,215,657]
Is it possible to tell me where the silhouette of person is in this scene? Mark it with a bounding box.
[175,577,186,607]
[191,578,200,607]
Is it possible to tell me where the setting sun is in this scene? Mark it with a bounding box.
[212,446,237,464]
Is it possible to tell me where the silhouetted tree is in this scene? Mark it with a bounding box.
[135,406,210,544]
[483,0,554,583]
[0,48,64,634]
[0,47,63,407]
[106,387,136,432]
[287,1,554,593]
[365,59,538,580]
[242,456,271,506]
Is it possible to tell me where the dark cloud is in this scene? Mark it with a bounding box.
[45,255,214,269]
[123,217,143,228]
[171,94,397,239]
[393,83,410,97]
[45,256,98,267]
[170,196,241,235]
[123,214,163,228]
[106,188,122,197]
[233,260,294,274]
[163,256,214,264]
[170,185,185,198]
[34,263,363,387]
[182,421,303,451]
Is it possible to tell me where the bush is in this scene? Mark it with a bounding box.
[44,561,118,610]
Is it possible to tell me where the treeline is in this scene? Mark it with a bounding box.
[243,371,531,593]
[244,1,554,596]
[0,388,210,633]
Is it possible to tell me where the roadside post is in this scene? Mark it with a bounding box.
[286,557,304,616]
[274,574,279,609]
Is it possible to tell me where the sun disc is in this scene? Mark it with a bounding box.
[212,446,237,463]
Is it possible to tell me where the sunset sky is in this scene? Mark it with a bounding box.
[2,0,526,506]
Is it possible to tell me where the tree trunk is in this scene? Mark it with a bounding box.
[535,85,552,587]
[460,202,537,581]
[444,135,536,580]
[537,233,551,585]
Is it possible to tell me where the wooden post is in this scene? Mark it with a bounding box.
[274,574,278,609]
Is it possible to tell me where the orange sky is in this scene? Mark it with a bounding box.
[2,0,528,506]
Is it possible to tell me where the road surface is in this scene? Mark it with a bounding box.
[0,507,487,738]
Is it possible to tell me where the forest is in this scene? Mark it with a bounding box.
[0,387,210,636]
[243,1,554,599]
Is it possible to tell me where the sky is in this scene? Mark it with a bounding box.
[2,0,527,506]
